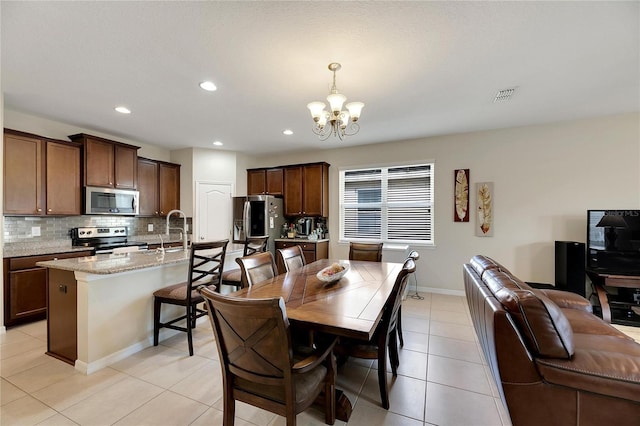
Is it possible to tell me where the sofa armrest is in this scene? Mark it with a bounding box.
[534,289,593,313]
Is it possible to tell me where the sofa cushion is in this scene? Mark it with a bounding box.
[483,270,574,359]
[534,289,593,313]
[469,255,505,279]
[536,342,640,402]
[562,309,633,338]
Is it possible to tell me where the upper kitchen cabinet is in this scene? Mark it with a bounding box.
[137,157,180,216]
[247,167,283,195]
[159,162,180,215]
[284,162,329,217]
[3,129,81,216]
[69,133,139,189]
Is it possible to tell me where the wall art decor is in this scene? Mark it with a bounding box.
[454,169,470,222]
[476,182,494,237]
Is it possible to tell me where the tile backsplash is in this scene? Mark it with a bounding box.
[3,215,192,243]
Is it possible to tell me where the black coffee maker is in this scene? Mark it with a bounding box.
[295,217,313,237]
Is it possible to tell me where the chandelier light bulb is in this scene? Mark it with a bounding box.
[307,102,326,121]
[340,112,350,128]
[346,102,364,121]
[327,93,346,115]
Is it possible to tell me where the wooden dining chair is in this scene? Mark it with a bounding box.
[398,250,420,347]
[335,257,415,409]
[349,242,383,262]
[276,245,306,274]
[153,240,228,356]
[200,287,337,426]
[236,251,278,288]
[221,237,269,289]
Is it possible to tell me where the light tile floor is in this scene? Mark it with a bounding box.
[4,293,635,426]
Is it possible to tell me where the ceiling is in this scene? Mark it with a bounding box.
[2,2,639,155]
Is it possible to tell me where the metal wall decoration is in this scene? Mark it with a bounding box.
[476,182,494,237]
[454,169,470,222]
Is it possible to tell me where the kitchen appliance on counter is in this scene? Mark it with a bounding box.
[85,186,139,215]
[71,226,148,254]
[232,195,284,254]
[295,217,314,238]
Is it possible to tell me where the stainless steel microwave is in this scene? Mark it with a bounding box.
[85,186,139,215]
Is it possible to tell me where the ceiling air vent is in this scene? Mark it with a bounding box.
[493,87,518,102]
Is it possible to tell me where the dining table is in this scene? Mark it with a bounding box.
[229,258,404,420]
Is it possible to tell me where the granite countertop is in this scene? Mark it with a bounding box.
[2,234,187,258]
[274,238,329,243]
[3,242,94,258]
[36,249,190,275]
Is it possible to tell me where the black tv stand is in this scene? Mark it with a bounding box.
[586,269,640,325]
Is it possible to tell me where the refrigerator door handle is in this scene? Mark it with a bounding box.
[243,201,251,238]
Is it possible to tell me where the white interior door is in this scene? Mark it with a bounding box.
[195,182,233,243]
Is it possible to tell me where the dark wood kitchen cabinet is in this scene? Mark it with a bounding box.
[69,133,139,189]
[3,250,92,327]
[137,158,160,216]
[3,129,81,216]
[284,162,329,217]
[137,157,180,216]
[159,162,180,216]
[247,167,284,196]
[275,240,329,273]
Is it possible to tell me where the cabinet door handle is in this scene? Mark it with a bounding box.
[48,208,52,212]
[37,208,42,212]
[59,284,67,294]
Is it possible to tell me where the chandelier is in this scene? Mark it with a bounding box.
[307,63,364,141]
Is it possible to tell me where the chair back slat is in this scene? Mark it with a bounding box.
[349,242,383,262]
[201,289,293,385]
[276,245,306,274]
[236,251,278,288]
[244,236,269,256]
[383,258,415,333]
[188,241,228,296]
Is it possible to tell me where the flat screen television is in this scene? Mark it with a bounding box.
[587,210,640,275]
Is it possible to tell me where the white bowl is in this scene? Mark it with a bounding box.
[316,262,350,283]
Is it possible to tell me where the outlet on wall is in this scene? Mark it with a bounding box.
[31,226,41,237]
[148,224,154,232]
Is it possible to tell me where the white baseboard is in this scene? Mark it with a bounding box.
[0,326,5,335]
[75,317,207,375]
[420,286,465,297]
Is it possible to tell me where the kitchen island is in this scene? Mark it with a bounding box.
[37,250,192,374]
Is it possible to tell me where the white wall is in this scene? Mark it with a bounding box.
[170,147,238,217]
[4,109,172,161]
[247,113,640,292]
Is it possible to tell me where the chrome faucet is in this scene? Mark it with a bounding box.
[166,209,188,251]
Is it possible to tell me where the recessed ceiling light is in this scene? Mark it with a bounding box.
[283,129,293,136]
[199,81,217,92]
[115,106,131,114]
[213,141,223,146]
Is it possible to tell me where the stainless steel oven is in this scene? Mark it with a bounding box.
[71,226,148,254]
[85,186,139,215]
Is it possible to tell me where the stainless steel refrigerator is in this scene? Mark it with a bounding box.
[232,195,284,255]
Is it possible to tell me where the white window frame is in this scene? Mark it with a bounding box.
[339,162,435,246]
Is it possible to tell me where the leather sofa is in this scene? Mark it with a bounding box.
[463,255,640,426]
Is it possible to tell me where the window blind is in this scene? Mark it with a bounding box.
[340,163,434,244]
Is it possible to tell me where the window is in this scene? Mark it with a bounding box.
[339,163,434,244]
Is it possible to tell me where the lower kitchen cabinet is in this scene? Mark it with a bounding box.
[3,250,92,327]
[275,240,329,274]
